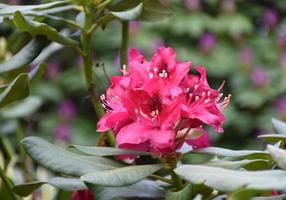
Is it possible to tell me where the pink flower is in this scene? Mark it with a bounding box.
[71,190,95,200]
[97,47,230,155]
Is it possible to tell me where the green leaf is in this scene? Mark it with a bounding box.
[252,193,286,200]
[267,145,286,170]
[110,0,171,22]
[203,159,270,170]
[0,36,48,74]
[13,11,79,48]
[22,136,123,176]
[13,182,44,197]
[0,73,29,108]
[81,164,163,187]
[228,189,259,200]
[166,183,193,200]
[1,96,43,118]
[258,134,286,144]
[272,118,286,135]
[13,177,86,197]
[90,180,165,200]
[175,165,286,191]
[28,63,48,82]
[0,1,70,15]
[70,145,153,156]
[111,3,143,21]
[193,147,269,159]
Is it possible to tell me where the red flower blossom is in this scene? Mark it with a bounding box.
[97,47,230,155]
[71,190,95,200]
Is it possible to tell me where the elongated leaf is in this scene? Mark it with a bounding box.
[13,177,86,197]
[203,159,269,170]
[258,134,286,144]
[0,1,70,15]
[81,164,163,187]
[0,73,29,108]
[70,145,153,156]
[193,147,269,159]
[111,3,143,20]
[267,145,286,170]
[110,0,171,22]
[32,38,64,65]
[272,118,286,135]
[166,183,193,200]
[0,36,48,74]
[91,180,166,200]
[1,96,42,118]
[175,165,286,191]
[28,63,48,82]
[253,193,286,200]
[228,189,259,200]
[13,11,79,48]
[22,136,122,176]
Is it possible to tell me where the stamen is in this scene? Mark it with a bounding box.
[100,94,105,101]
[122,64,127,75]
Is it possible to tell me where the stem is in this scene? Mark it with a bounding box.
[82,5,116,147]
[149,174,173,184]
[0,167,18,200]
[16,123,30,182]
[170,168,184,191]
[96,0,112,9]
[120,21,129,67]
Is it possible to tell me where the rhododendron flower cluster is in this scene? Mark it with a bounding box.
[97,47,230,155]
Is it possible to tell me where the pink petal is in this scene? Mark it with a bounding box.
[152,47,177,71]
[116,122,175,153]
[97,111,129,132]
[171,61,192,85]
[186,128,210,149]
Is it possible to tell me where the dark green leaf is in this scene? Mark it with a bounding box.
[193,147,269,159]
[258,134,286,144]
[228,189,259,200]
[13,177,87,197]
[175,165,286,191]
[28,63,48,82]
[70,145,153,156]
[90,180,165,200]
[1,96,42,118]
[111,3,143,21]
[0,36,48,74]
[203,159,270,170]
[110,0,171,22]
[252,193,286,200]
[13,11,79,48]
[81,164,163,187]
[166,183,193,200]
[0,1,71,15]
[22,136,123,176]
[12,182,44,197]
[0,73,29,108]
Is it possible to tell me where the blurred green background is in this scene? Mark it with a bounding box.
[1,0,286,155]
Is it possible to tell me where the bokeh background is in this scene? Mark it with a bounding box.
[1,0,286,161]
